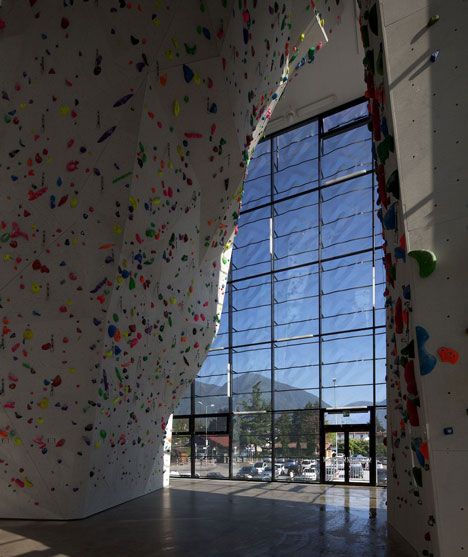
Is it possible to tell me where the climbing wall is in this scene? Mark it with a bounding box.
[0,1,326,519]
[359,1,467,555]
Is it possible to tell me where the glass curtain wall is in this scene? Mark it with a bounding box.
[171,99,387,486]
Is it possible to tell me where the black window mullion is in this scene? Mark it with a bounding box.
[270,136,276,480]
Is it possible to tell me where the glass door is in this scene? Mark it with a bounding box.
[325,431,346,482]
[322,427,371,485]
[348,430,370,484]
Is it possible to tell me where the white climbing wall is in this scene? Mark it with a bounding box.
[364,1,468,555]
[0,1,326,519]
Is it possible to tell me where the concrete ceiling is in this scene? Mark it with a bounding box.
[267,0,365,134]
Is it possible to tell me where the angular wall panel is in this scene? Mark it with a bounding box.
[0,1,325,519]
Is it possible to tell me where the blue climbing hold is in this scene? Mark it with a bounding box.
[382,202,397,230]
[183,64,194,83]
[416,325,437,375]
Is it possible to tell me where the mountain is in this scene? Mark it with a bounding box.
[195,372,321,411]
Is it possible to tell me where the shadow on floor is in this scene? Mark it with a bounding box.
[0,480,414,557]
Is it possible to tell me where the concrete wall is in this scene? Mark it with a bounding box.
[0,0,325,519]
[360,1,468,555]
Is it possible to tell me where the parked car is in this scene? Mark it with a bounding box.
[260,467,272,481]
[253,461,268,473]
[275,462,286,475]
[235,466,259,480]
[296,466,317,481]
[282,460,302,478]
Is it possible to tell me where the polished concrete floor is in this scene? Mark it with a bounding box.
[0,479,414,557]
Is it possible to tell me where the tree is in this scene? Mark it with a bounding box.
[238,382,271,457]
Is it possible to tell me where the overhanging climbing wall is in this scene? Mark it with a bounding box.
[0,1,326,519]
[360,1,468,555]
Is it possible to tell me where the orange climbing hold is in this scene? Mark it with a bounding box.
[437,346,460,364]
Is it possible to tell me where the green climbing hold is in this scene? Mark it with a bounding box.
[129,277,136,290]
[408,250,437,278]
[427,15,440,27]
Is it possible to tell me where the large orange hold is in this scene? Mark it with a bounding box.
[437,346,460,364]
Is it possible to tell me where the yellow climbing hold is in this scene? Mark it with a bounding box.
[113,224,123,235]
[165,49,173,60]
[300,32,305,41]
[169,296,177,305]
[31,282,41,294]
[38,398,49,410]
[152,197,161,206]
[23,328,33,340]
[13,437,22,446]
[173,100,180,117]
[36,417,44,425]
[129,195,138,209]
[194,73,201,85]
[59,105,71,117]
[70,197,78,208]
[24,478,33,488]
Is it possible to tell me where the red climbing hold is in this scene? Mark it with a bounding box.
[61,17,70,29]
[437,346,460,364]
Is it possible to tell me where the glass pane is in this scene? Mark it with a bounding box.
[325,431,345,482]
[323,102,368,133]
[322,385,374,408]
[243,139,271,211]
[320,174,373,259]
[324,411,370,425]
[375,383,386,406]
[211,303,229,349]
[322,330,374,388]
[172,418,190,433]
[274,266,319,339]
[231,206,270,280]
[273,193,318,268]
[194,434,230,479]
[196,349,228,411]
[174,384,191,415]
[194,395,228,414]
[232,414,271,480]
[274,122,319,200]
[232,343,271,412]
[349,431,370,483]
[321,253,374,333]
[321,124,372,182]
[375,330,386,384]
[194,416,228,434]
[274,338,320,410]
[170,435,191,478]
[274,411,320,483]
[232,275,271,345]
[376,407,387,486]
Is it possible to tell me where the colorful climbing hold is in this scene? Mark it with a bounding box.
[416,326,437,375]
[408,250,437,278]
[437,347,460,365]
